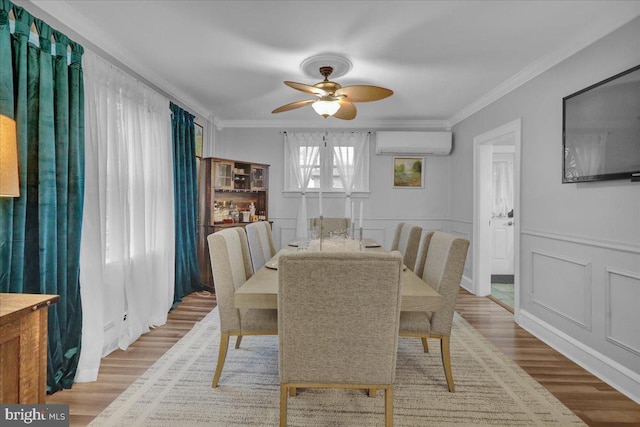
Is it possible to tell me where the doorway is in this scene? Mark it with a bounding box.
[490,147,515,309]
[472,119,521,313]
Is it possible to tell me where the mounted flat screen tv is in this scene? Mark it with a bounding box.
[563,64,640,183]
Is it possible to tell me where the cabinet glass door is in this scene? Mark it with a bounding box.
[214,161,233,189]
[251,165,265,190]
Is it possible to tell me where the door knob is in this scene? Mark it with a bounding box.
[507,221,513,226]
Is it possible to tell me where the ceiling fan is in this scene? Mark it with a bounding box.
[272,65,393,120]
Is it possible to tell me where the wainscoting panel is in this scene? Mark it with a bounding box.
[606,267,640,356]
[520,230,640,403]
[270,217,451,251]
[530,250,592,330]
[366,227,386,246]
[273,218,473,290]
[277,224,297,249]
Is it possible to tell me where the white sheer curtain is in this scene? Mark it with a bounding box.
[285,132,322,238]
[329,132,369,218]
[75,51,175,382]
[491,160,513,217]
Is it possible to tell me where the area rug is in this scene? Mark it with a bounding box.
[90,308,585,426]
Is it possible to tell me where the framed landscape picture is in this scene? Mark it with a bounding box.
[393,157,424,188]
[194,122,203,157]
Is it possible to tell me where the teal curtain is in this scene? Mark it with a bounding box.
[0,1,84,393]
[170,102,202,305]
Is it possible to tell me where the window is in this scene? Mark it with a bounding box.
[285,132,369,193]
[301,145,321,189]
[307,146,352,190]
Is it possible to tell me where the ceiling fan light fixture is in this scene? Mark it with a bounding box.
[312,99,340,118]
[273,54,392,120]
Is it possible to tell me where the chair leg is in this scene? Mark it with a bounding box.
[440,336,455,392]
[385,386,393,427]
[289,387,297,397]
[212,332,230,388]
[420,337,429,353]
[369,388,376,397]
[280,385,288,427]
[235,335,243,349]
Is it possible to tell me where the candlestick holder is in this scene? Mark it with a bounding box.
[319,215,324,251]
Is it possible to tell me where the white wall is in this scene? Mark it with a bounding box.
[213,128,453,250]
[451,17,640,402]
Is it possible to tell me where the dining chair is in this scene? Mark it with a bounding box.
[207,227,278,387]
[278,251,403,427]
[391,222,422,272]
[245,221,276,272]
[413,231,435,278]
[398,231,469,392]
[309,217,350,238]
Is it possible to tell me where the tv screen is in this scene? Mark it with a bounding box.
[563,64,640,183]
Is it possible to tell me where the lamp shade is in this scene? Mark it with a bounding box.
[0,115,19,197]
[312,99,341,118]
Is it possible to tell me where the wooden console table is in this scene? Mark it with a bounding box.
[0,293,59,403]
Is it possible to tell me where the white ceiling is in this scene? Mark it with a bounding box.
[28,0,640,129]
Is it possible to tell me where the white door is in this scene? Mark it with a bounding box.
[490,150,514,275]
[491,217,514,274]
[473,119,521,300]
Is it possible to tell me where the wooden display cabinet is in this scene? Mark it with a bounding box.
[197,157,270,290]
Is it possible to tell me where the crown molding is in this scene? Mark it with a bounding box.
[216,118,451,130]
[448,10,640,126]
[26,1,640,131]
[28,0,213,119]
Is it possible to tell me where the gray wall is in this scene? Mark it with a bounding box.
[212,128,453,250]
[451,17,640,401]
[27,0,638,398]
[85,8,639,401]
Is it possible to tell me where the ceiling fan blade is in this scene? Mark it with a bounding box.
[272,99,316,114]
[334,85,393,102]
[284,81,328,96]
[333,101,357,120]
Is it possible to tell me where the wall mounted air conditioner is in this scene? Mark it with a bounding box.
[375,131,452,156]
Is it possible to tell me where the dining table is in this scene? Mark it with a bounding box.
[234,239,441,312]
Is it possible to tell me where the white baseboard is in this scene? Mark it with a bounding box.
[460,274,490,296]
[461,274,474,294]
[516,309,640,405]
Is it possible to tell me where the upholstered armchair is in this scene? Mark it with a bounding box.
[398,231,469,392]
[278,251,403,426]
[245,221,276,272]
[391,222,422,272]
[207,227,278,387]
[309,217,350,238]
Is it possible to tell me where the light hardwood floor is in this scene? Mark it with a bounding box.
[455,289,640,427]
[46,291,218,426]
[47,289,640,426]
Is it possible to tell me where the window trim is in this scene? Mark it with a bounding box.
[284,134,370,193]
